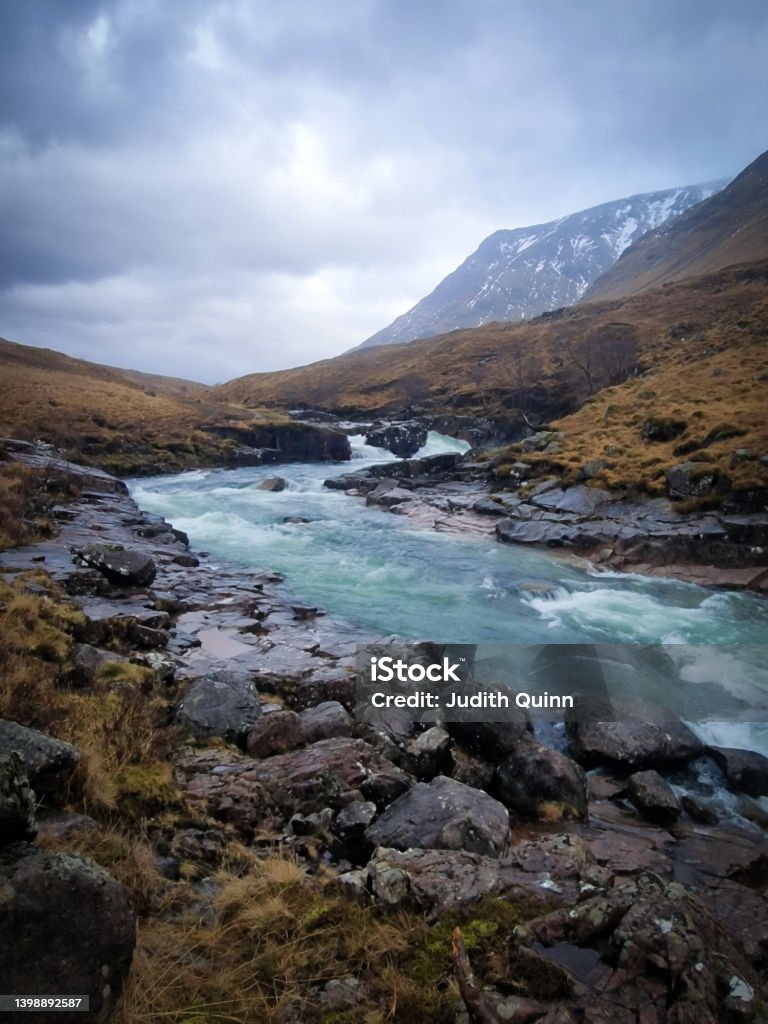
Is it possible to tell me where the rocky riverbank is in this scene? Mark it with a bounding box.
[326,447,768,592]
[1,443,767,1021]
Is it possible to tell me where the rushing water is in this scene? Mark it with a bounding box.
[129,432,768,761]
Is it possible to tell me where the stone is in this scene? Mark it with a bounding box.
[78,543,157,586]
[257,476,286,492]
[626,769,682,825]
[667,462,723,500]
[449,715,531,760]
[681,793,719,825]
[0,752,37,842]
[330,800,377,862]
[367,846,502,909]
[245,709,303,758]
[365,484,413,508]
[365,420,428,458]
[0,720,80,801]
[708,746,768,797]
[403,726,451,780]
[565,698,705,770]
[493,735,588,821]
[0,844,135,1023]
[176,666,261,745]
[365,776,510,858]
[299,701,353,744]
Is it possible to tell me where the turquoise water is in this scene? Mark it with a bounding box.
[129,432,768,647]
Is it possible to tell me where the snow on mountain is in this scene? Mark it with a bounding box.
[357,181,726,350]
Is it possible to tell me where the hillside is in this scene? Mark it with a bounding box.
[357,181,723,349]
[0,337,292,475]
[583,148,768,302]
[214,260,768,497]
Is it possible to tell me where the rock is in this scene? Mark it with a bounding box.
[515,873,764,1022]
[245,709,303,758]
[176,666,261,745]
[299,701,353,744]
[681,793,719,825]
[257,476,286,492]
[78,543,157,586]
[330,800,377,862]
[0,720,80,801]
[365,776,510,858]
[65,643,128,687]
[365,420,428,458]
[565,698,705,770]
[0,752,37,842]
[177,738,409,830]
[403,726,451,780]
[641,416,687,442]
[0,844,135,1023]
[708,746,768,797]
[448,746,496,791]
[367,846,502,909]
[282,515,310,524]
[667,461,724,499]
[494,735,588,821]
[172,553,200,567]
[449,716,531,760]
[626,769,682,825]
[365,484,413,508]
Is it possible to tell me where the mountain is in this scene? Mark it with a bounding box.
[583,148,768,302]
[357,181,725,349]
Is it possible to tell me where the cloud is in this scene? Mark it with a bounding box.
[1,0,766,381]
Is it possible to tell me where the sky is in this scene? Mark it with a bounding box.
[1,1,766,384]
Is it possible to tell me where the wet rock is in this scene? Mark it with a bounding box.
[78,542,157,586]
[402,726,451,780]
[449,715,531,760]
[176,666,261,745]
[0,844,135,1023]
[365,483,413,508]
[365,420,428,458]
[515,873,764,1022]
[708,746,768,797]
[587,770,625,801]
[331,800,377,862]
[0,752,37,842]
[447,745,496,791]
[257,476,286,492]
[494,735,588,821]
[365,776,510,858]
[172,553,200,567]
[323,472,378,492]
[0,720,80,802]
[681,793,720,825]
[565,697,705,770]
[299,701,353,744]
[245,709,303,758]
[626,769,682,825]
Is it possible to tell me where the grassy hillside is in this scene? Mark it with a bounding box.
[583,148,768,303]
[212,261,768,498]
[0,338,287,475]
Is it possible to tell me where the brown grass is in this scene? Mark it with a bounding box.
[0,337,288,476]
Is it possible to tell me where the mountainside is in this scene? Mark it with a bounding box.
[584,149,768,302]
[358,181,724,349]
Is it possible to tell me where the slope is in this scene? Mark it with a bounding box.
[583,148,768,302]
[358,181,723,349]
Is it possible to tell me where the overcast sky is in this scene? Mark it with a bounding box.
[1,0,766,383]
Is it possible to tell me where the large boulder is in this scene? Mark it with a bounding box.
[0,720,80,802]
[299,701,353,744]
[365,421,428,458]
[708,746,768,797]
[626,769,682,826]
[449,715,531,760]
[565,698,705,771]
[0,844,135,1023]
[176,666,261,745]
[365,775,510,858]
[78,543,157,586]
[493,735,588,821]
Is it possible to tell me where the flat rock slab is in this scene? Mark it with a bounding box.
[79,543,157,586]
[365,775,510,858]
